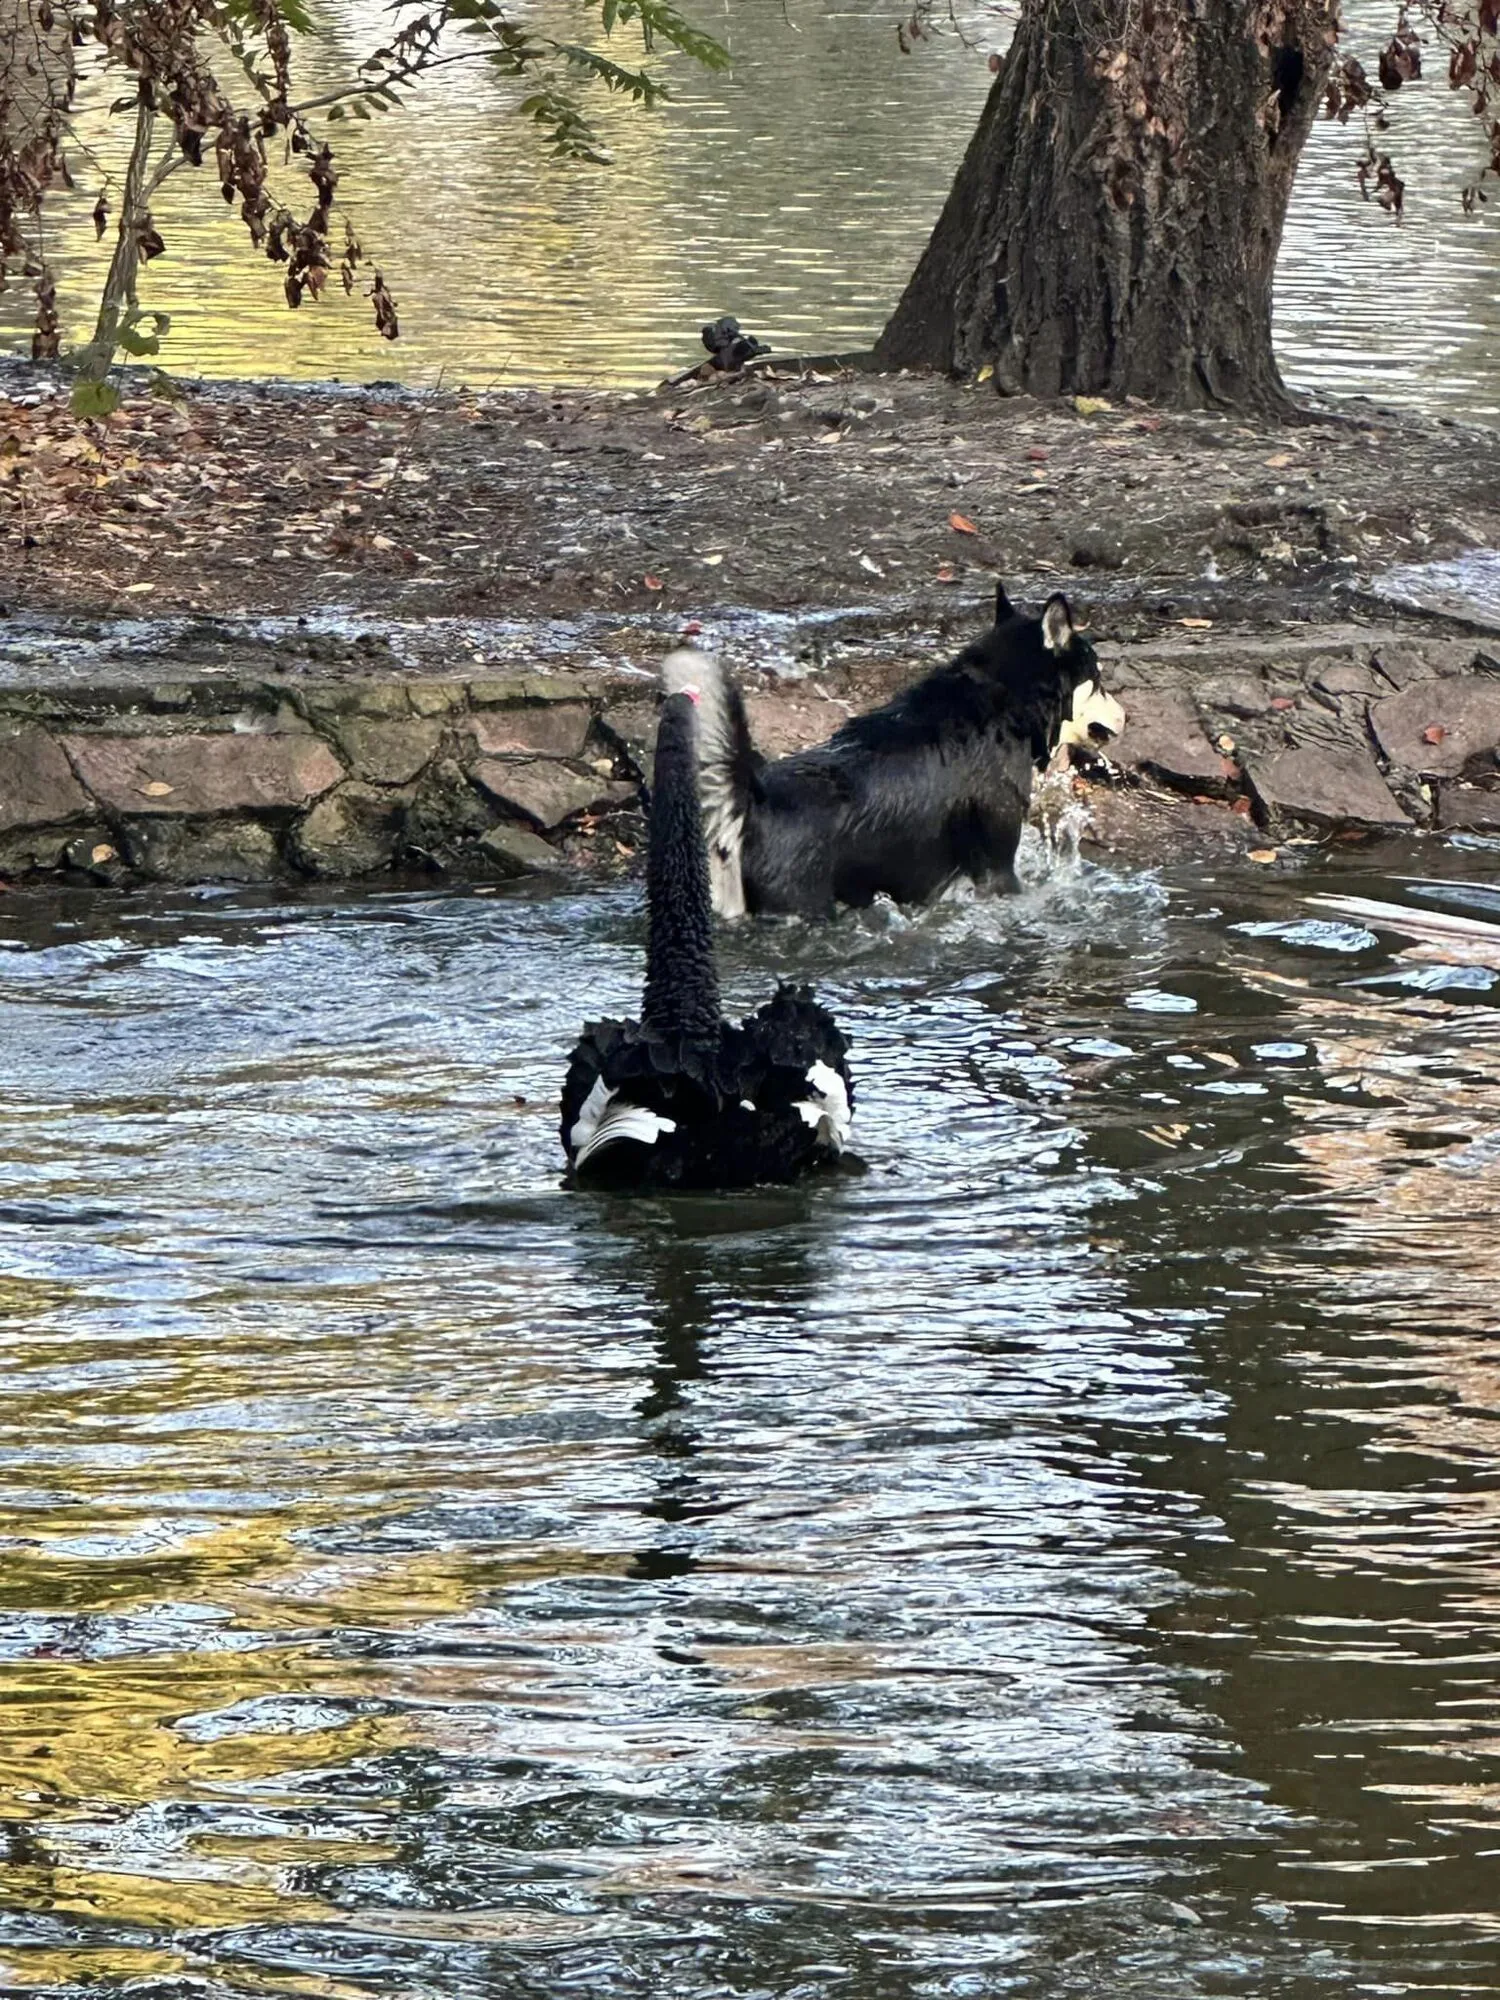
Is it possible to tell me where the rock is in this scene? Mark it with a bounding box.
[743,692,843,758]
[1200,672,1270,718]
[291,782,408,876]
[1069,531,1126,570]
[468,703,592,759]
[1371,677,1500,779]
[0,825,77,876]
[335,717,445,785]
[62,832,128,884]
[123,817,283,883]
[1247,745,1411,830]
[1311,658,1378,700]
[598,701,659,781]
[62,732,344,816]
[1369,642,1441,690]
[1078,785,1257,864]
[408,681,468,718]
[469,758,633,830]
[469,673,580,706]
[298,681,413,723]
[0,728,90,831]
[1106,690,1229,793]
[476,823,567,876]
[1436,785,1500,832]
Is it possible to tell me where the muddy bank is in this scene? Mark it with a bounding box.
[0,363,1497,885]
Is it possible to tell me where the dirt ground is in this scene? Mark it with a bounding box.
[1,362,1496,637]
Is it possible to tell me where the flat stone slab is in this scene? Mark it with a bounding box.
[1247,745,1411,830]
[469,704,593,759]
[1371,677,1500,779]
[62,732,344,815]
[1106,690,1228,792]
[470,758,630,829]
[0,728,90,830]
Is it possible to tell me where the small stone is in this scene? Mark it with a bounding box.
[476,823,566,876]
[1069,532,1126,570]
[1371,678,1500,779]
[1247,745,1411,830]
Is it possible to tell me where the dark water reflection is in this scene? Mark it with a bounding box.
[4,837,1500,1994]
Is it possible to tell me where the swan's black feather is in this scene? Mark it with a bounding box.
[559,694,854,1191]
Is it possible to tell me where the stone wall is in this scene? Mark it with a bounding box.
[0,669,653,887]
[2,619,1499,889]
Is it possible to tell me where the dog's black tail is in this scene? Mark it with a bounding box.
[659,648,757,918]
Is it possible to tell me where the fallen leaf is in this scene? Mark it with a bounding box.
[1026,447,1050,463]
[681,621,702,637]
[976,364,994,383]
[935,563,959,584]
[644,575,664,591]
[1073,395,1110,416]
[1422,724,1447,745]
[1230,798,1253,817]
[1263,452,1296,468]
[948,512,978,535]
[90,843,116,865]
[1249,848,1278,864]
[859,553,884,576]
[139,780,174,798]
[700,552,724,566]
[1135,416,1163,432]
[1217,733,1236,754]
[1179,617,1213,630]
[1270,696,1296,711]
[123,581,155,595]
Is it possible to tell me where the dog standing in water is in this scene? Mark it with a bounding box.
[662,584,1124,920]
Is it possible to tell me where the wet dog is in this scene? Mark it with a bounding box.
[660,584,1124,919]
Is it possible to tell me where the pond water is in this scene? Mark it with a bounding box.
[6,0,1499,411]
[5,832,1500,1996]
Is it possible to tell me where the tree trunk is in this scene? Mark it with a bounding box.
[875,0,1338,412]
[79,80,156,381]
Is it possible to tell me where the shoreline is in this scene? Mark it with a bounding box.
[0,361,1496,886]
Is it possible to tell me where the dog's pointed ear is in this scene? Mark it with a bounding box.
[994,579,1015,624]
[1041,594,1075,653]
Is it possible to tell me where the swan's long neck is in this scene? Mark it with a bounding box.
[640,692,722,1042]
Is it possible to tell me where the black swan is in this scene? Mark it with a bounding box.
[560,687,853,1190]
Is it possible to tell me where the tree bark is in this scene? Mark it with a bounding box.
[79,80,155,380]
[875,0,1339,413]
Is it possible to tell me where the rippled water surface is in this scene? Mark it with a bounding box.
[6,0,1499,409]
[6,833,1500,1995]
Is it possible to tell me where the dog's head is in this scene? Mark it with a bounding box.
[990,585,1124,766]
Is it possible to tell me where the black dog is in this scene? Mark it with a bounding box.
[660,584,1124,919]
